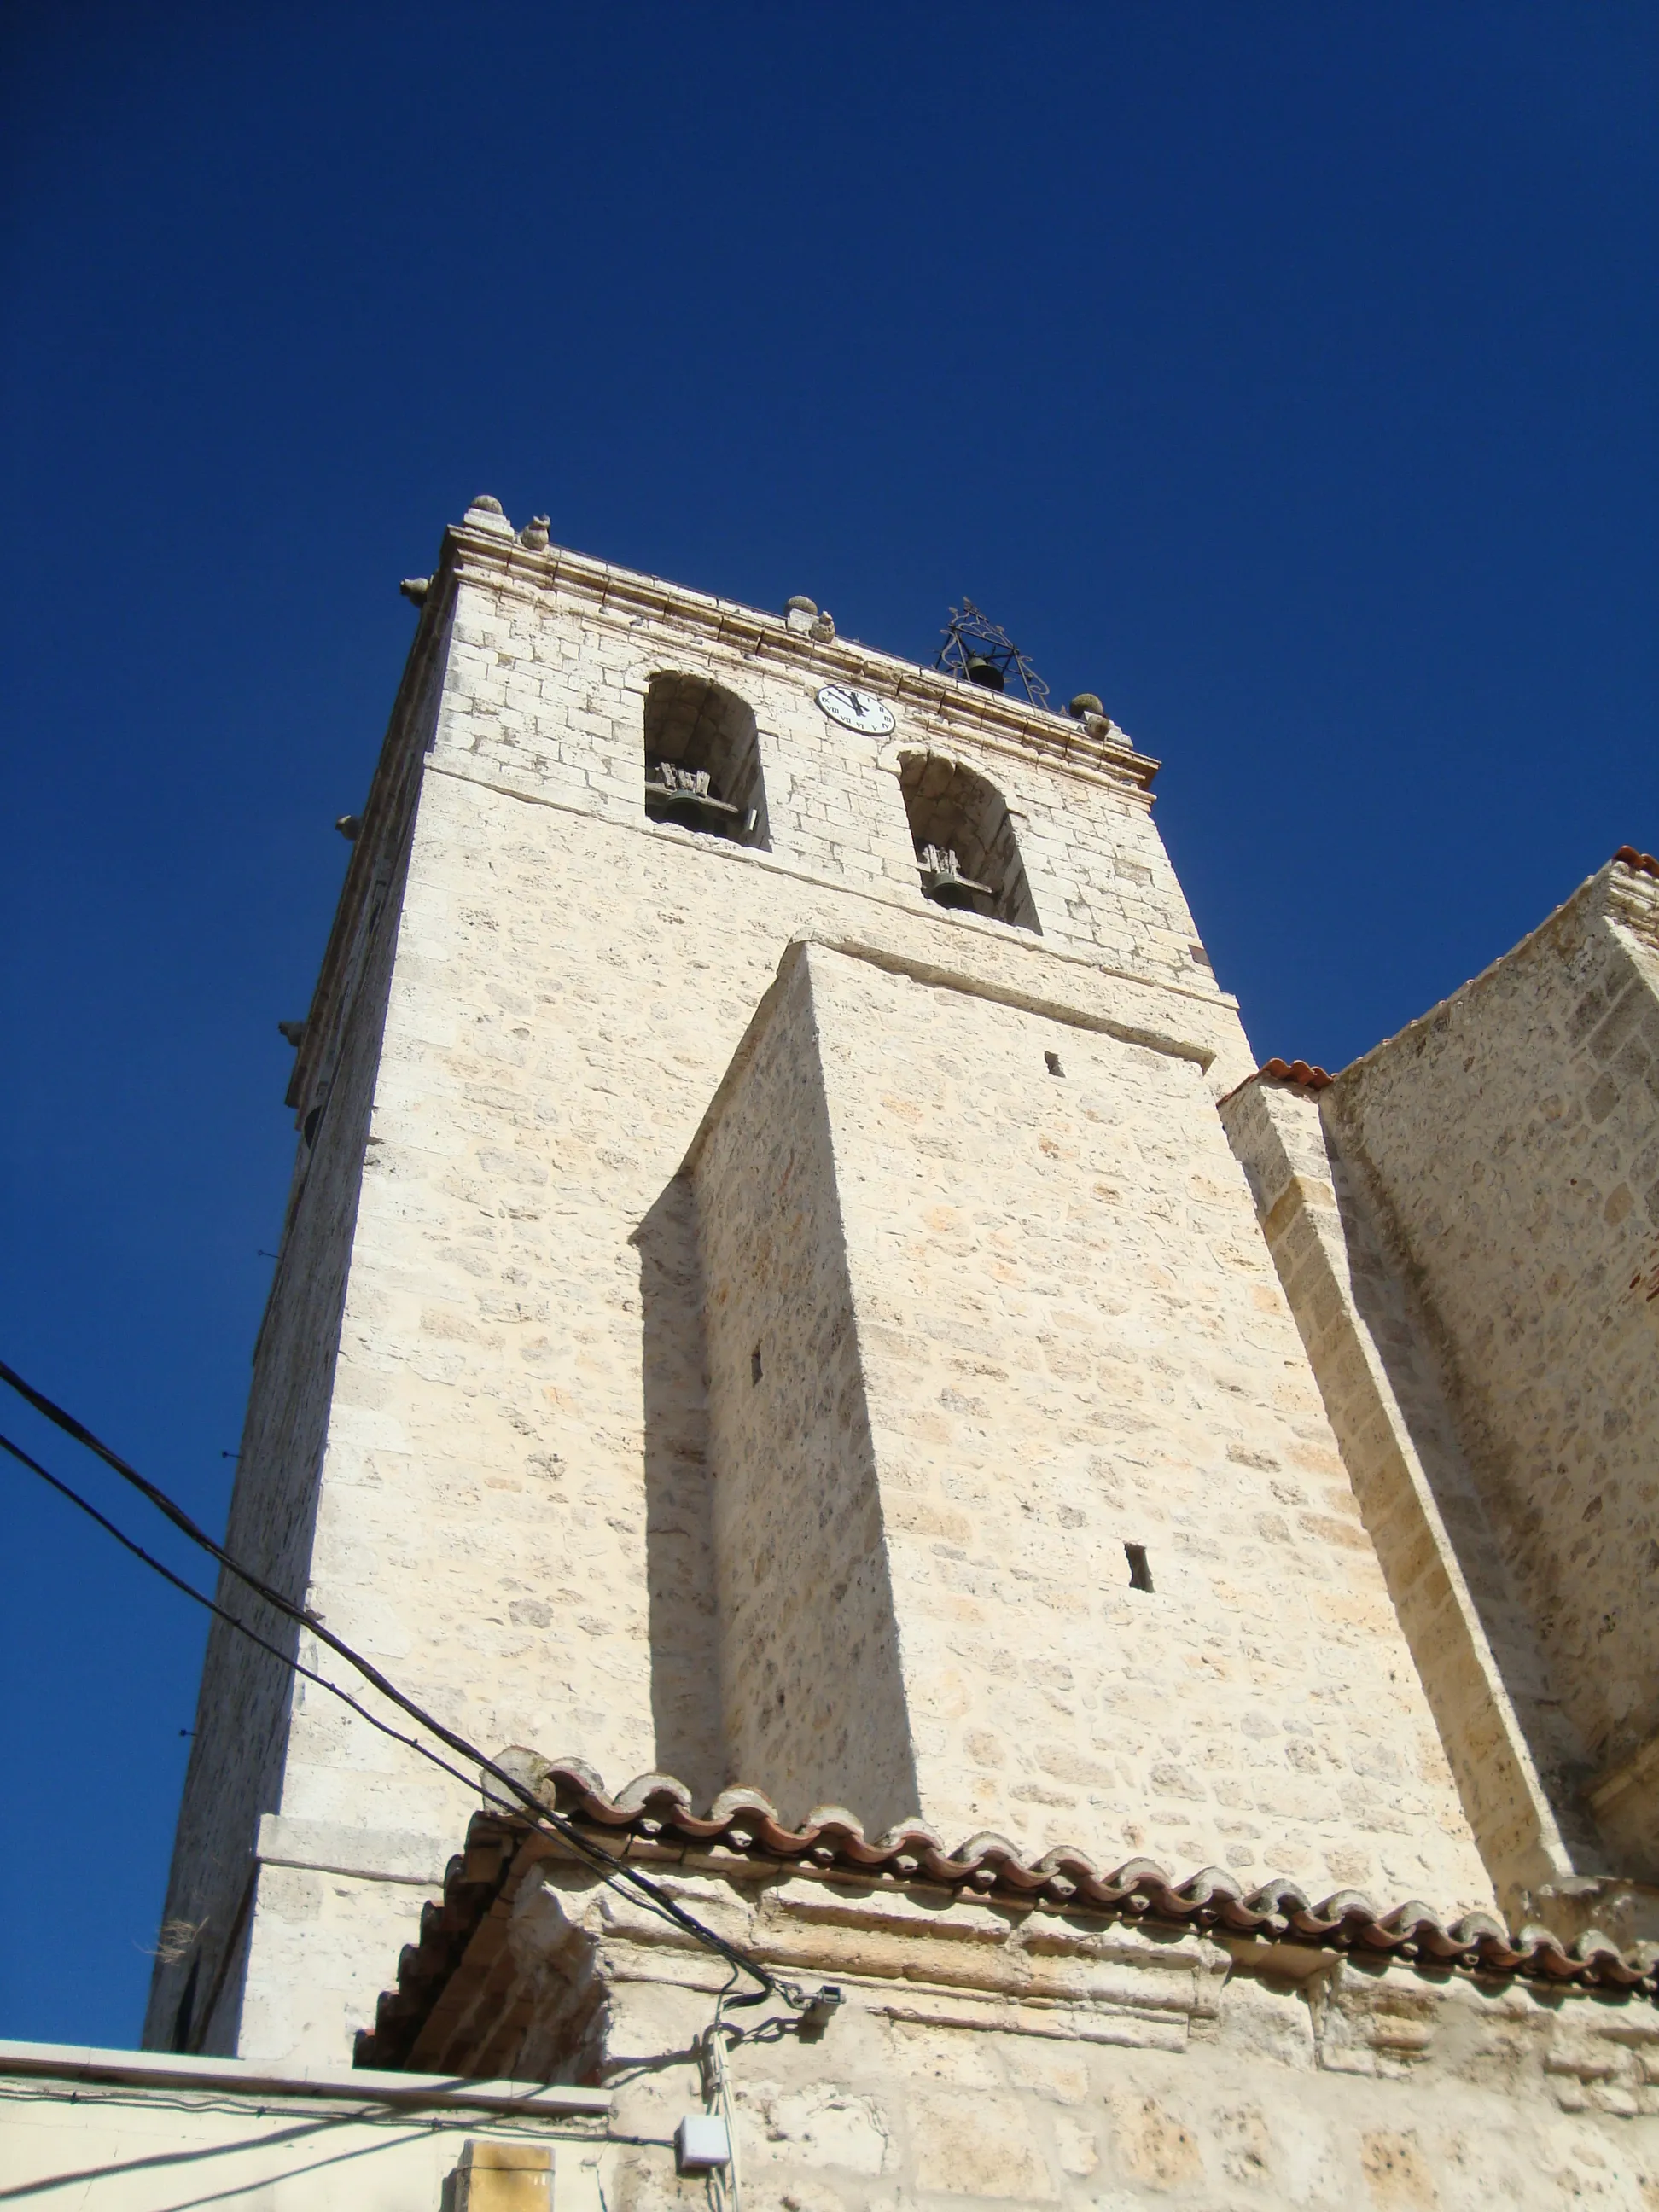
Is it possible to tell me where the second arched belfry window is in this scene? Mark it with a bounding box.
[899,754,1039,931]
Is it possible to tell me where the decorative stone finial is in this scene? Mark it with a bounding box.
[519,515,550,550]
[784,595,819,636]
[463,494,514,538]
[809,609,836,643]
[1068,693,1103,719]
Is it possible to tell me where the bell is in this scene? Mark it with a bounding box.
[964,655,1004,691]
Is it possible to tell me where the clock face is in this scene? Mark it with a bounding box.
[816,683,895,737]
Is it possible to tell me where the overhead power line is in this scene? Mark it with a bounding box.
[0,1359,803,2013]
[0,1428,518,1807]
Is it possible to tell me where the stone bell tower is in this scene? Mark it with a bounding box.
[148,496,1546,2072]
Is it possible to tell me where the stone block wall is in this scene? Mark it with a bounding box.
[399,1843,1659,2209]
[143,596,451,2059]
[1219,1074,1604,1919]
[691,947,918,1831]
[1323,863,1659,1877]
[684,940,1493,1906]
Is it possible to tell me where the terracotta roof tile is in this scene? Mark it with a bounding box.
[1216,1057,1336,1109]
[1614,845,1659,879]
[1258,1057,1334,1089]
[355,1761,1656,2068]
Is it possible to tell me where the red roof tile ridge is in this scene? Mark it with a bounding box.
[1613,845,1659,879]
[1260,1056,1335,1089]
[355,1761,1658,2068]
[377,1757,1658,2005]
[1216,1057,1336,1107]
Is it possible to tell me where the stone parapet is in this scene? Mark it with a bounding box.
[437,509,1165,795]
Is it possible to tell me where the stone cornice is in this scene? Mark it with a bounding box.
[440,514,1162,797]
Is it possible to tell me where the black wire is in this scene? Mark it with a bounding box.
[0,1361,796,2005]
[0,1427,719,1965]
[0,1429,509,1806]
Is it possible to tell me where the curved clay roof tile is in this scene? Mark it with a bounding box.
[354,1761,1657,2068]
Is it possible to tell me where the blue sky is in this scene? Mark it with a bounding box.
[2,3,1653,2047]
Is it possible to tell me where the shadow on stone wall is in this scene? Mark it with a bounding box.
[633,1176,725,1804]
[1327,1148,1607,1870]
[684,943,924,1838]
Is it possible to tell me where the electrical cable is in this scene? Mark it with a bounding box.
[703,1984,745,2212]
[0,1407,783,1995]
[0,1430,487,1796]
[1,1451,805,2034]
[1,1357,783,1988]
[0,1425,714,1965]
[0,1360,806,2009]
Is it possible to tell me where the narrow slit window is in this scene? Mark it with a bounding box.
[1125,1543,1154,1592]
[898,753,1039,931]
[643,672,769,848]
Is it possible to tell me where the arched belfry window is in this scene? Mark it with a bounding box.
[899,753,1039,932]
[643,674,769,849]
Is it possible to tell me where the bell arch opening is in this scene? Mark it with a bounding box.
[643,673,770,849]
[898,752,1039,931]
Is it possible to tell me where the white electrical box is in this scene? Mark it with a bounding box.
[676,2112,731,2170]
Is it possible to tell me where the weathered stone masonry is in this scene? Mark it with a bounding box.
[142,501,1658,2203]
